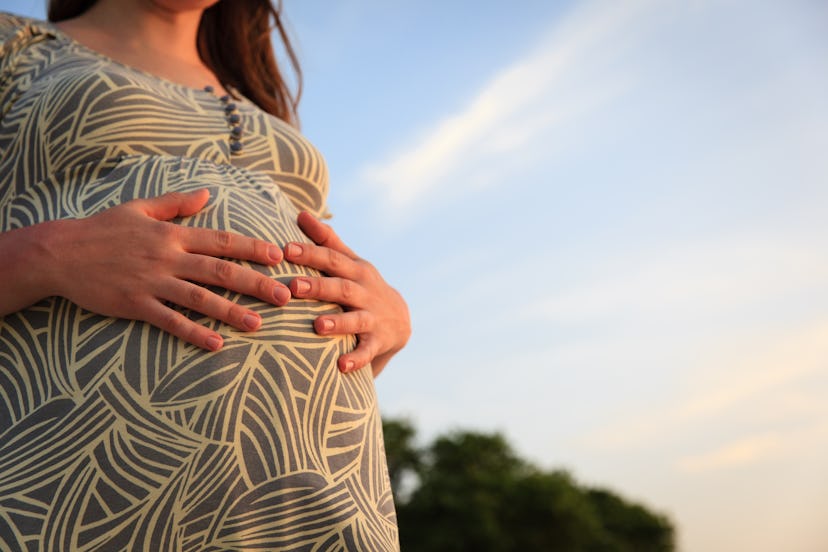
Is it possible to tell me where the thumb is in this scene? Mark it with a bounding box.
[140,189,210,220]
[297,211,358,259]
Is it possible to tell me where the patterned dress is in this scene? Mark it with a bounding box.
[0,14,398,551]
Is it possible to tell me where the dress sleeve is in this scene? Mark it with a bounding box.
[0,13,55,119]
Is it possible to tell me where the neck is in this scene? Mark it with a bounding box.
[54,0,227,91]
[62,0,206,67]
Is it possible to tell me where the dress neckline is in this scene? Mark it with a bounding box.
[38,17,237,100]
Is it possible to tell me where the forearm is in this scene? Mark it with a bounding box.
[0,221,62,316]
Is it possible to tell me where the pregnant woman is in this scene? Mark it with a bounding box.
[0,1,409,550]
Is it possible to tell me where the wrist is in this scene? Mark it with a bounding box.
[21,219,72,299]
[0,220,67,315]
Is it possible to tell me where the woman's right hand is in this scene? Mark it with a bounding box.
[41,189,290,351]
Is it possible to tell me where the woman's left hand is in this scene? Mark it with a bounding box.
[284,212,411,377]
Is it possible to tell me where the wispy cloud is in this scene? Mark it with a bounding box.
[676,413,828,475]
[358,0,828,231]
[580,320,828,451]
[358,0,659,222]
[677,432,782,473]
[518,236,828,326]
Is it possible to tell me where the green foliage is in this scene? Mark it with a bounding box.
[585,488,675,552]
[382,418,421,503]
[383,418,675,552]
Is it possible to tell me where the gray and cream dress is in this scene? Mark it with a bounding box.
[0,14,398,551]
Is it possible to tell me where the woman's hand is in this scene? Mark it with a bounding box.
[284,212,411,377]
[43,189,291,351]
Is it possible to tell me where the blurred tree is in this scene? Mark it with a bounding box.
[585,488,675,552]
[383,419,675,552]
[502,469,607,551]
[382,417,421,503]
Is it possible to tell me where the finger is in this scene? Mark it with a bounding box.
[284,242,363,280]
[159,278,265,333]
[313,310,373,336]
[338,336,377,373]
[140,299,224,351]
[178,254,291,305]
[290,276,366,307]
[296,211,358,259]
[179,227,283,266]
[138,189,210,220]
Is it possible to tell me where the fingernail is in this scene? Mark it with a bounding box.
[319,318,334,331]
[273,286,290,304]
[285,243,302,257]
[267,245,281,263]
[295,278,310,294]
[206,335,222,351]
[342,360,355,373]
[242,313,260,330]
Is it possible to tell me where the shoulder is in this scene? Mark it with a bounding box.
[0,12,54,49]
[1,13,63,114]
[0,12,31,36]
[0,12,58,85]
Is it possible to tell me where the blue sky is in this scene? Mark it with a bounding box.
[6,1,828,550]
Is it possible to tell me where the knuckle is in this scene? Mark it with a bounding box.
[162,310,187,335]
[214,230,233,251]
[214,259,234,282]
[326,248,343,270]
[354,351,370,369]
[319,223,334,244]
[340,279,356,301]
[248,239,261,260]
[156,221,179,242]
[253,239,267,260]
[256,276,271,298]
[188,285,208,308]
[225,303,246,324]
[361,260,379,281]
[122,291,144,311]
[363,336,380,358]
[356,311,370,333]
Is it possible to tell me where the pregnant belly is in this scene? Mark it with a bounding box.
[0,156,397,551]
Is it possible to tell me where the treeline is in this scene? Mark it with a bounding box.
[383,419,675,551]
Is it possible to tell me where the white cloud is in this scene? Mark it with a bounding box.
[359,0,659,221]
[581,320,828,451]
[357,0,828,232]
[518,236,828,325]
[675,416,828,475]
[676,432,781,473]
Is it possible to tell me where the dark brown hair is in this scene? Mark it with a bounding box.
[48,0,302,126]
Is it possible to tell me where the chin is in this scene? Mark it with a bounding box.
[151,0,223,12]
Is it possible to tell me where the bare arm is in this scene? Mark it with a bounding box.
[0,189,291,351]
[0,221,60,316]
